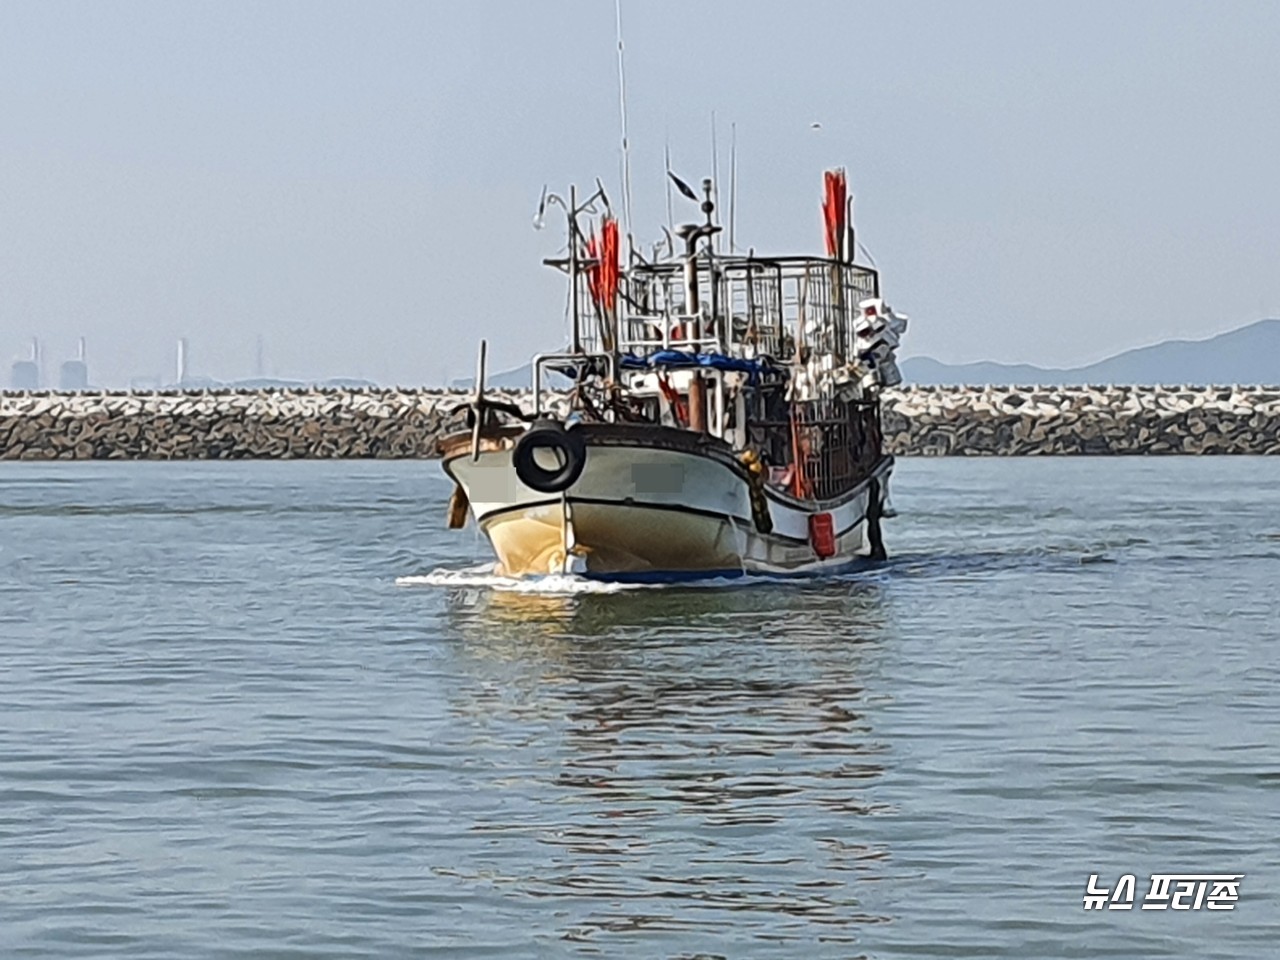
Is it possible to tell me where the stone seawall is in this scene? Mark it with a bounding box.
[1,385,1278,459]
[881,385,1280,455]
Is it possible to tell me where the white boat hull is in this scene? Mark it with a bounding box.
[444,437,891,580]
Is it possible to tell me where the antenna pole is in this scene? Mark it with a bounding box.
[664,138,674,238]
[614,0,634,245]
[729,123,737,253]
[710,110,720,251]
[569,184,582,354]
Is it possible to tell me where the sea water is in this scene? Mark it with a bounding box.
[2,458,1277,958]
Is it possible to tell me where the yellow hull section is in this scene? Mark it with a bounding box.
[482,500,745,578]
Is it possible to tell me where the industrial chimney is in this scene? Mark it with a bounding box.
[59,337,90,391]
[9,338,41,390]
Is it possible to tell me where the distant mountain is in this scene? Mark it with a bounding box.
[176,375,380,390]
[449,320,1280,390]
[450,362,571,391]
[449,364,531,391]
[901,319,1280,386]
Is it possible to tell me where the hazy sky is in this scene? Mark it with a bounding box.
[3,0,1279,386]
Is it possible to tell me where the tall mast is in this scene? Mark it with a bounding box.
[664,139,674,239]
[568,184,581,354]
[614,0,634,246]
[728,123,738,254]
[709,111,720,252]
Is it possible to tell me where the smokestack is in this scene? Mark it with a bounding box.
[11,337,41,390]
[176,337,189,386]
[59,337,90,391]
[255,334,264,378]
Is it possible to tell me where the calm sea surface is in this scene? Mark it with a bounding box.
[1,458,1277,958]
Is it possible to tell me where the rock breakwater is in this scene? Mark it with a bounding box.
[1,385,1277,459]
[881,385,1280,455]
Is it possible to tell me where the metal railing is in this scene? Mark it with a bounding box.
[611,256,879,362]
[747,395,882,500]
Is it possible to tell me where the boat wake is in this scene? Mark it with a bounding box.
[397,536,1141,599]
[395,564,654,594]
[395,561,890,595]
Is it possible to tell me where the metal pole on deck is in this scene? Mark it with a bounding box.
[569,184,581,354]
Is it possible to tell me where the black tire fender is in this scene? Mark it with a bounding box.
[512,421,586,494]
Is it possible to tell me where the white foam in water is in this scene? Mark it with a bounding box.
[394,562,876,595]
[395,564,649,594]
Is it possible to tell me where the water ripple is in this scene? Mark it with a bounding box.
[1,459,1277,958]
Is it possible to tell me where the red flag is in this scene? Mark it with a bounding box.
[586,216,619,312]
[822,169,847,259]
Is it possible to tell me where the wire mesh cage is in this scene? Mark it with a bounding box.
[746,394,881,501]
[790,396,882,500]
[614,257,879,360]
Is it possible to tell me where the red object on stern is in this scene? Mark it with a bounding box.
[809,512,836,559]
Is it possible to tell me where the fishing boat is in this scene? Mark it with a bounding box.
[438,169,907,581]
